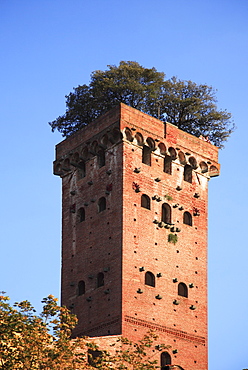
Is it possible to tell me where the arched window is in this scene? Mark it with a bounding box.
[189,156,197,169]
[135,132,144,146]
[78,160,86,178]
[98,197,106,213]
[161,352,171,369]
[200,161,208,173]
[97,150,105,168]
[78,207,85,222]
[78,280,85,296]
[158,143,166,155]
[168,147,177,160]
[184,164,192,183]
[164,155,172,174]
[97,272,104,288]
[111,128,122,143]
[209,165,219,177]
[142,145,151,166]
[145,271,155,287]
[141,194,150,210]
[183,211,192,226]
[178,282,188,298]
[124,127,133,142]
[178,151,186,165]
[162,203,171,224]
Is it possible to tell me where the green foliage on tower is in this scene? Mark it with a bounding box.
[49,61,234,148]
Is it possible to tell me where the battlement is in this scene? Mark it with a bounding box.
[54,103,219,179]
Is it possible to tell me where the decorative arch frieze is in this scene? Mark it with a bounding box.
[134,132,144,146]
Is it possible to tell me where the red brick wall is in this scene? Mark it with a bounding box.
[54,103,219,370]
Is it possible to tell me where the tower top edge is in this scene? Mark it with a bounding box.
[54,103,219,164]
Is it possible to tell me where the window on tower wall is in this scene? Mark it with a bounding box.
[97,272,104,288]
[78,207,85,222]
[98,197,106,213]
[184,164,193,183]
[142,145,151,166]
[145,271,155,287]
[164,155,172,174]
[178,282,188,298]
[88,349,103,367]
[97,149,105,168]
[78,160,86,178]
[183,211,192,226]
[162,203,171,224]
[161,352,171,369]
[78,280,85,296]
[141,194,151,209]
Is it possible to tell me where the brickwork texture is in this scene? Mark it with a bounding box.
[54,103,220,370]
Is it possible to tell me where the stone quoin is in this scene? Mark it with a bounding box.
[53,103,220,370]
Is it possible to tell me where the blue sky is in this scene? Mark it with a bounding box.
[0,1,247,369]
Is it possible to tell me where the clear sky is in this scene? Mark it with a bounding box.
[0,1,247,369]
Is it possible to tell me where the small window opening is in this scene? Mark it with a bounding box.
[78,160,86,178]
[88,349,103,367]
[178,282,188,298]
[141,194,150,210]
[142,145,151,166]
[97,149,105,168]
[78,280,85,296]
[97,272,104,288]
[164,155,172,174]
[161,352,171,369]
[184,164,192,183]
[145,271,155,287]
[183,211,192,226]
[162,203,171,223]
[98,197,106,213]
[78,207,85,222]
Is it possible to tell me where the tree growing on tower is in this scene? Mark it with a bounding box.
[49,61,235,148]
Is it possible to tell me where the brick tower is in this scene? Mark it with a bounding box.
[53,103,219,370]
